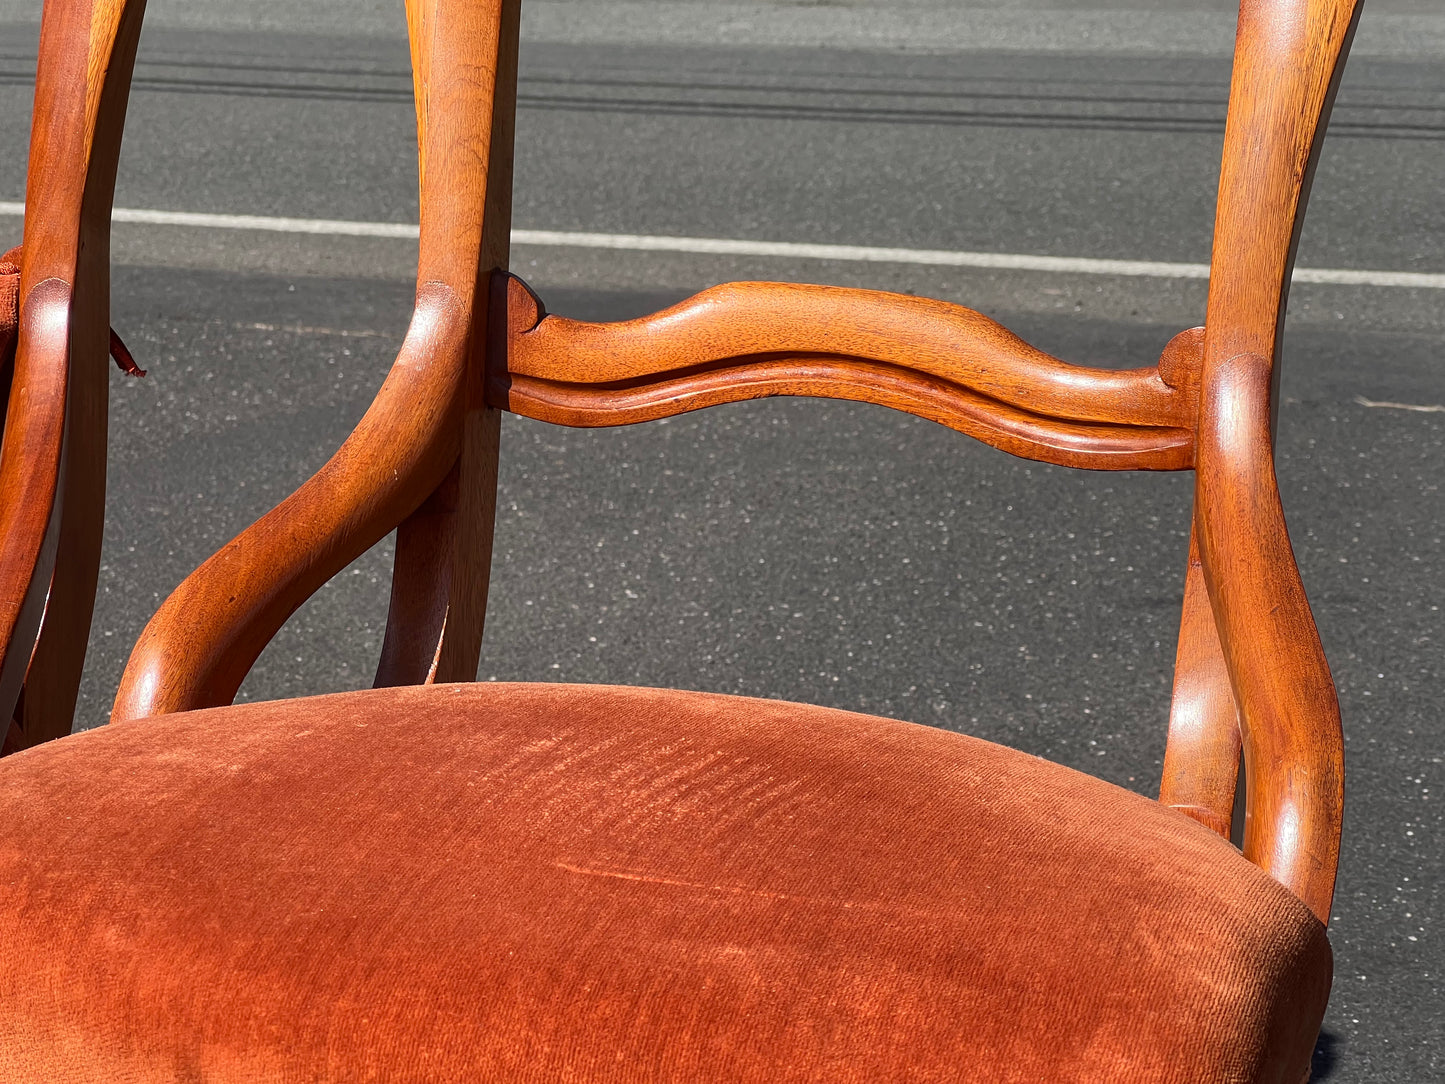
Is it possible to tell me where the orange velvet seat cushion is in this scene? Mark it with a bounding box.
[0,683,1328,1082]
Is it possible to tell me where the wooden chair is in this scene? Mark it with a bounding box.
[0,0,1359,1079]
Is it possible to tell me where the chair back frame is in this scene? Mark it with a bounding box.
[0,0,145,751]
[9,0,1358,923]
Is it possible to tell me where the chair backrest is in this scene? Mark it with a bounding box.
[15,0,1360,924]
[0,0,144,753]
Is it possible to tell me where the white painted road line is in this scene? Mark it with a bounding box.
[3,202,1444,290]
[119,207,420,239]
[508,228,1223,280]
[0,202,419,239]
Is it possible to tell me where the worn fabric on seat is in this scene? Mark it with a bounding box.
[0,682,1329,1082]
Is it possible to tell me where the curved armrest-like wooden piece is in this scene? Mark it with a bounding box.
[491,275,1199,471]
[1197,353,1342,924]
[111,286,468,721]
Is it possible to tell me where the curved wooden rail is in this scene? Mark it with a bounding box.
[490,275,1200,471]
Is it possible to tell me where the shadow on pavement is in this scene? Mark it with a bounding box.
[1313,1029,1341,1080]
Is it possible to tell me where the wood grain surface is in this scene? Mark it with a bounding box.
[1183,0,1362,922]
[491,275,1200,471]
[112,0,520,718]
[0,0,146,751]
[1159,523,1243,839]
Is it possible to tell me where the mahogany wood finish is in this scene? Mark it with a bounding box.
[376,0,514,690]
[0,0,145,750]
[1189,0,1360,921]
[490,276,1201,471]
[0,0,1340,928]
[1159,525,1243,838]
[111,0,519,717]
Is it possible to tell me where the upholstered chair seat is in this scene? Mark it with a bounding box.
[0,683,1328,1082]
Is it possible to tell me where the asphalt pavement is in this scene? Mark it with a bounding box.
[0,1,1440,1079]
